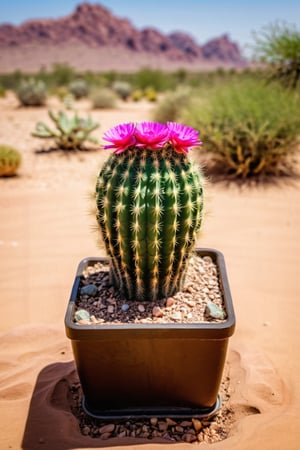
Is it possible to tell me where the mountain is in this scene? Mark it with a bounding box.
[0,2,246,73]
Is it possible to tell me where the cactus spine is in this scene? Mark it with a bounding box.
[96,146,204,301]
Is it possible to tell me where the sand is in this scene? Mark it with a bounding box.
[0,92,300,449]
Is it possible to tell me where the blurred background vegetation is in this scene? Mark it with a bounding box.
[0,22,299,181]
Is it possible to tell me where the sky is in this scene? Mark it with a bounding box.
[1,0,300,56]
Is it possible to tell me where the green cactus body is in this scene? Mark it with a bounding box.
[0,145,21,177]
[96,147,204,301]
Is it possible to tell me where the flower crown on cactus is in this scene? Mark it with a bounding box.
[102,121,202,154]
[96,121,204,301]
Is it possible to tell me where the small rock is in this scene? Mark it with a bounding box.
[175,425,184,433]
[80,284,98,296]
[107,305,115,314]
[166,297,175,307]
[118,430,127,438]
[205,301,225,320]
[138,304,145,312]
[180,420,192,427]
[150,417,158,426]
[152,306,163,318]
[90,315,97,323]
[100,423,115,434]
[183,433,197,443]
[121,304,129,312]
[74,309,91,322]
[192,418,202,432]
[166,418,177,426]
[82,426,90,435]
[185,300,196,307]
[158,421,168,431]
[170,311,182,321]
[203,256,213,264]
[100,432,111,439]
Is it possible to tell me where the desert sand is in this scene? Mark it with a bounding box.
[0,92,300,449]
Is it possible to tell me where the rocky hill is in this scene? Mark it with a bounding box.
[0,2,246,73]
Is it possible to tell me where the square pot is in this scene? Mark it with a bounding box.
[65,248,235,419]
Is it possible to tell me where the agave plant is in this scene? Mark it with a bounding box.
[32,110,99,150]
[96,121,204,301]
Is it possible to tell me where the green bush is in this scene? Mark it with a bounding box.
[0,145,22,177]
[252,22,300,89]
[183,79,300,178]
[68,79,89,99]
[17,78,47,106]
[132,68,175,91]
[91,88,117,109]
[152,87,193,123]
[32,110,99,150]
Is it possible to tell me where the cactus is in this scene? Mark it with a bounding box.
[91,88,117,109]
[95,121,204,301]
[32,110,99,150]
[68,79,89,99]
[111,81,132,101]
[0,145,21,177]
[17,78,47,106]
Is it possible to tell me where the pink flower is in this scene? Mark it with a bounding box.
[103,122,136,154]
[135,122,169,149]
[167,122,202,153]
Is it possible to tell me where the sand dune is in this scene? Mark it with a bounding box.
[0,93,300,449]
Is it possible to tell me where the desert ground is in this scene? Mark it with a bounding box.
[0,92,300,449]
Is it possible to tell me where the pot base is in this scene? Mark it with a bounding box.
[82,394,222,420]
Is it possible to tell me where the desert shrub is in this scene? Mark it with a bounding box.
[111,81,132,100]
[0,145,22,177]
[32,110,99,150]
[49,64,75,86]
[17,78,47,106]
[91,88,117,109]
[183,79,300,178]
[68,79,89,99]
[54,86,69,101]
[152,87,193,123]
[252,22,300,89]
[0,85,6,98]
[144,87,158,102]
[132,68,175,91]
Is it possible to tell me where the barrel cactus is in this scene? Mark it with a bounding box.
[95,121,204,301]
[0,145,21,177]
[17,78,47,106]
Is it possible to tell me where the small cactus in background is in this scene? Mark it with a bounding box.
[68,79,89,99]
[131,89,144,102]
[17,78,47,106]
[96,121,204,301]
[0,145,21,177]
[91,88,117,109]
[144,87,158,102]
[32,110,99,150]
[0,85,6,98]
[111,81,132,101]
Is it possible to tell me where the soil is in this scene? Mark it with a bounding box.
[75,254,227,325]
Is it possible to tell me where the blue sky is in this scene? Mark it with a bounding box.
[1,1,300,56]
